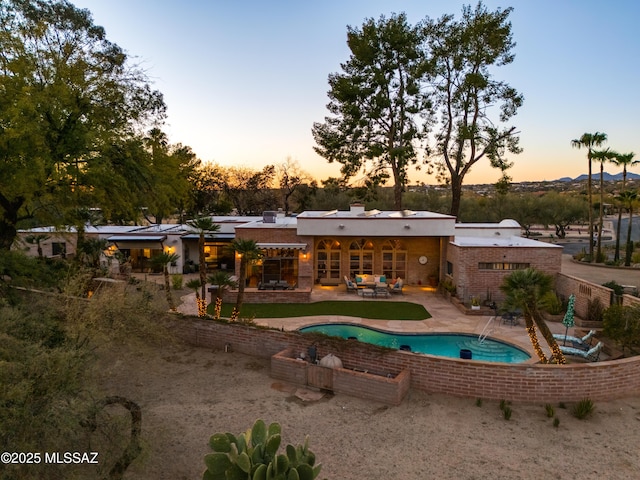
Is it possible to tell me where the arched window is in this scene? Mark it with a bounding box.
[316,239,341,283]
[381,240,406,280]
[349,239,374,277]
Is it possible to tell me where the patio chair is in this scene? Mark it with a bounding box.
[553,329,596,349]
[389,278,403,294]
[559,341,603,362]
[344,276,358,294]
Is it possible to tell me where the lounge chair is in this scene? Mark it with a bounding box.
[389,278,403,295]
[553,329,596,349]
[559,341,603,362]
[344,276,358,294]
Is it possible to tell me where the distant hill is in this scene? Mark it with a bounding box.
[556,172,640,182]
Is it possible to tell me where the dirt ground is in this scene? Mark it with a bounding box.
[95,341,640,480]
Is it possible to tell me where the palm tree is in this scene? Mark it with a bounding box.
[591,148,617,261]
[229,238,262,320]
[185,278,206,317]
[207,271,238,319]
[611,152,638,261]
[571,132,608,262]
[150,252,180,311]
[616,190,638,266]
[500,268,565,364]
[187,217,220,304]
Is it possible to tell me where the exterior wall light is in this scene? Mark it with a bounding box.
[404,224,411,229]
[339,224,345,229]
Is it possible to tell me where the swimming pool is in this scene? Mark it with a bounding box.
[298,323,531,364]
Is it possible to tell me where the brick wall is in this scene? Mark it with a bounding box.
[448,244,562,304]
[177,318,640,403]
[555,273,613,320]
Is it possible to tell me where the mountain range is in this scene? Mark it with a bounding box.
[555,172,640,182]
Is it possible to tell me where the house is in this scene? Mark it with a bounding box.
[16,204,562,305]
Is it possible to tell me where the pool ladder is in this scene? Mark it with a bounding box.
[478,315,497,344]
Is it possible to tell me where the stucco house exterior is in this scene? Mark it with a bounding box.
[16,204,562,305]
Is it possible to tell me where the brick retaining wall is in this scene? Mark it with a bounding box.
[177,318,640,403]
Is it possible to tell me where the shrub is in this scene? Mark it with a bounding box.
[544,404,554,418]
[587,298,604,322]
[475,398,483,407]
[502,406,512,420]
[553,417,560,428]
[572,398,595,420]
[171,273,184,290]
[541,291,563,315]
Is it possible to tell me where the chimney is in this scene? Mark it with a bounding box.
[350,203,365,215]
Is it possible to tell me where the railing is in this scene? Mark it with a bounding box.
[478,315,497,343]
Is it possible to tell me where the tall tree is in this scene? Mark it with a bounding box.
[424,2,522,218]
[571,132,608,262]
[500,268,565,364]
[275,158,315,214]
[143,128,200,224]
[0,0,166,250]
[591,148,617,261]
[187,217,220,306]
[207,271,237,319]
[313,13,429,210]
[611,152,638,262]
[616,190,638,266]
[229,239,262,320]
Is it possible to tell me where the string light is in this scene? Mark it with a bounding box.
[197,297,207,318]
[230,307,239,322]
[526,325,549,364]
[214,297,222,319]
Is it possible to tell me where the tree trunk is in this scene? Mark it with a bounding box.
[84,396,142,480]
[615,169,627,262]
[163,266,175,311]
[588,157,594,261]
[625,207,634,266]
[449,176,463,218]
[393,182,403,210]
[533,314,565,364]
[0,196,23,251]
[199,234,206,302]
[596,163,604,261]
[234,259,247,316]
[523,313,548,364]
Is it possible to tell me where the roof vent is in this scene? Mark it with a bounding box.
[263,211,277,223]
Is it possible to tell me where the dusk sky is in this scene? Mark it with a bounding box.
[73,0,640,185]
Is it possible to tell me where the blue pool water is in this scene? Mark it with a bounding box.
[298,323,531,364]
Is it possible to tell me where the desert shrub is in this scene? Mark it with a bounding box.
[553,417,560,428]
[545,404,555,418]
[572,398,595,419]
[541,291,563,315]
[475,398,483,407]
[603,304,640,354]
[587,298,604,322]
[171,273,184,290]
[502,406,512,420]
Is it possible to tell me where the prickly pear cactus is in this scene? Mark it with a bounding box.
[203,419,324,480]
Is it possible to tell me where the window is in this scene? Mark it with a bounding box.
[52,242,66,257]
[381,240,406,280]
[316,239,341,282]
[349,239,374,277]
[478,262,530,270]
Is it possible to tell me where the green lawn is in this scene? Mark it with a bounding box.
[214,301,431,321]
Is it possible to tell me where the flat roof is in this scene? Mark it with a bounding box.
[451,236,562,248]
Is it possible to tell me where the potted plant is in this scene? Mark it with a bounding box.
[470,297,481,310]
